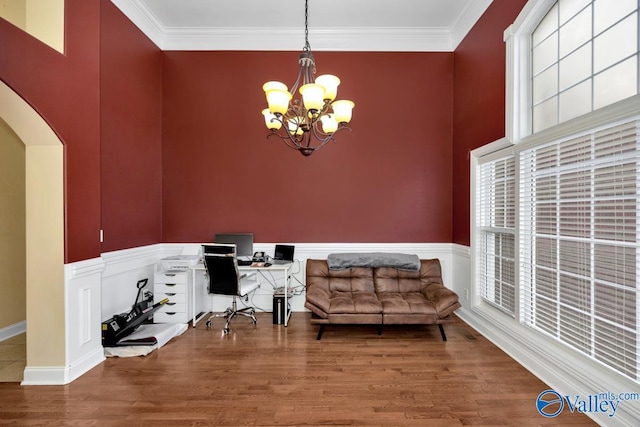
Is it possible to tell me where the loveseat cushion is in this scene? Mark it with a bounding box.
[373,267,424,293]
[328,291,382,314]
[377,292,439,324]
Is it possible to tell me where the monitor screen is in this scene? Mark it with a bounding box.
[214,233,254,257]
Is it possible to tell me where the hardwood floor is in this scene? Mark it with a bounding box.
[0,313,595,426]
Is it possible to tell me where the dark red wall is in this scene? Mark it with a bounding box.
[1,0,528,261]
[100,1,163,252]
[0,0,101,263]
[0,0,164,261]
[162,51,453,243]
[452,0,527,245]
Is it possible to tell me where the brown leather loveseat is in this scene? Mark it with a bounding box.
[305,254,461,340]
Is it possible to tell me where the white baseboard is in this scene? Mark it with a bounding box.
[0,321,26,342]
[21,366,68,386]
[21,345,104,385]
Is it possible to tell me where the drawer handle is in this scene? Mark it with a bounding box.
[167,302,176,306]
[165,293,176,296]
[165,283,177,287]
[164,273,176,277]
[165,312,176,315]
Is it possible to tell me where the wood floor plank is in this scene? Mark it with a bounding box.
[0,313,596,425]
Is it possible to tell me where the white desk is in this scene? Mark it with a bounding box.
[190,262,293,327]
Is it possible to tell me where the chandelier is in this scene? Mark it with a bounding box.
[261,0,355,157]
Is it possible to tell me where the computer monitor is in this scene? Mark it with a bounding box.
[214,233,254,258]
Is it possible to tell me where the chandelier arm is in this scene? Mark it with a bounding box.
[309,125,336,149]
[315,123,352,141]
[266,115,301,150]
[290,62,306,96]
[304,59,315,84]
[267,130,306,151]
[267,114,309,151]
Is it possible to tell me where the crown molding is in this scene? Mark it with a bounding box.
[450,0,493,49]
[111,0,165,47]
[111,0,493,52]
[161,27,454,52]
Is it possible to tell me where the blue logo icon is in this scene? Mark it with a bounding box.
[537,389,564,417]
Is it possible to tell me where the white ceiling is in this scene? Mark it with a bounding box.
[110,0,493,52]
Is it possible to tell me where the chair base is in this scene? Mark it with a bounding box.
[205,296,257,334]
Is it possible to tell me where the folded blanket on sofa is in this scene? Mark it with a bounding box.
[327,252,420,271]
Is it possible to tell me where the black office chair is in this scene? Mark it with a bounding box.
[202,244,258,333]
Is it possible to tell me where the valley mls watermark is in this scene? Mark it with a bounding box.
[536,389,640,418]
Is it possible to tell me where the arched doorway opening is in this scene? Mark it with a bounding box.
[0,80,65,380]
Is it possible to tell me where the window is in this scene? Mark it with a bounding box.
[474,0,640,384]
[506,0,640,141]
[531,0,639,133]
[476,155,517,315]
[520,116,640,380]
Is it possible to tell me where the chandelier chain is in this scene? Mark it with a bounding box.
[304,0,310,51]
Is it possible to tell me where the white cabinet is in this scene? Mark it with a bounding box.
[154,269,201,324]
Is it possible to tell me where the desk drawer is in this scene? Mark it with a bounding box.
[155,292,186,304]
[154,311,188,324]
[154,271,188,285]
[157,302,186,313]
[155,282,186,295]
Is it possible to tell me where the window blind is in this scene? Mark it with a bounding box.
[520,116,640,380]
[477,155,516,315]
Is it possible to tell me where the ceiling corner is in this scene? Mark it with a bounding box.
[110,0,165,49]
[450,0,493,50]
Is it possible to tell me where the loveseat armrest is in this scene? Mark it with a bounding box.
[423,285,461,318]
[305,284,332,314]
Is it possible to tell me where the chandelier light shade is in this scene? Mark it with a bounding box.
[261,0,355,157]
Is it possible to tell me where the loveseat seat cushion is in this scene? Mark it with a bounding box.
[328,291,382,314]
[377,291,439,324]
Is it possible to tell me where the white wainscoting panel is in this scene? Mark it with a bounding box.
[64,258,105,384]
[23,257,106,385]
[97,242,470,325]
[101,245,180,320]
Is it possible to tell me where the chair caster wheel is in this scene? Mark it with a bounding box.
[205,320,211,329]
[223,328,230,334]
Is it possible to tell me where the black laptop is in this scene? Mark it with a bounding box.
[273,245,295,264]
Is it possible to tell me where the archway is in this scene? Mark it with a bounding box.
[0,80,65,379]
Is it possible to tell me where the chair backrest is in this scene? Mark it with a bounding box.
[202,244,240,296]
